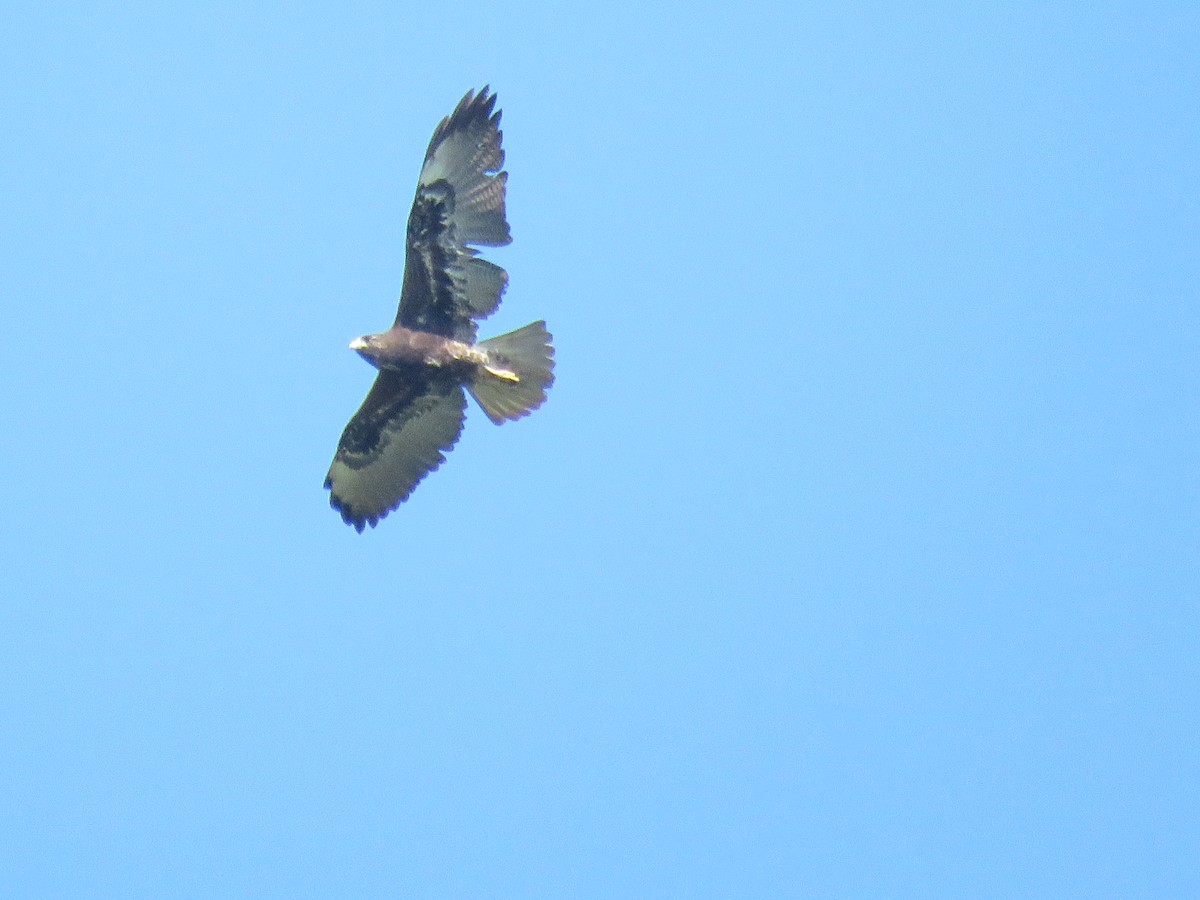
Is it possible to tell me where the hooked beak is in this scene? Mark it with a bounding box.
[349,336,369,351]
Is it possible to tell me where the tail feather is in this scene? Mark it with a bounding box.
[468,321,555,424]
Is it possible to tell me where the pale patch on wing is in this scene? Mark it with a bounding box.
[325,380,467,531]
[418,87,510,248]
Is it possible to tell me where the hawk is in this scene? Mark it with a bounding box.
[325,88,554,531]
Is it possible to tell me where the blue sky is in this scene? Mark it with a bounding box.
[2,1,1197,896]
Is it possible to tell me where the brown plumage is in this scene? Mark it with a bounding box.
[324,88,554,531]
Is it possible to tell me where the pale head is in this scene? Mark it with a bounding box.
[349,333,383,367]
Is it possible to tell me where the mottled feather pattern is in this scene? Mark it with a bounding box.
[326,380,467,531]
[330,369,427,465]
[397,87,512,339]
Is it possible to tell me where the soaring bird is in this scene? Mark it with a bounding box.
[325,88,554,531]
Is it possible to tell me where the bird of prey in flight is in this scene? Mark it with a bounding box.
[325,88,554,531]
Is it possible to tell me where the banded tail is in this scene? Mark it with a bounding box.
[468,321,555,424]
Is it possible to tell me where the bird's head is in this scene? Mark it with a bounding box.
[349,334,382,366]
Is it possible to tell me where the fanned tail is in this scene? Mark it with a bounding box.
[467,321,555,424]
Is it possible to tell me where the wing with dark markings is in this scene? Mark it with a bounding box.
[324,370,467,531]
[397,87,511,342]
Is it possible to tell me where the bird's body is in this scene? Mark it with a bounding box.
[324,88,553,531]
[350,327,488,372]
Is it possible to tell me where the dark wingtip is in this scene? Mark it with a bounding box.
[459,85,500,128]
[427,87,502,159]
[326,489,383,534]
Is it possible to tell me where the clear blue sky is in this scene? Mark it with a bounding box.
[2,2,1196,896]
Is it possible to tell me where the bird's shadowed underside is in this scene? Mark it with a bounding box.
[324,87,554,531]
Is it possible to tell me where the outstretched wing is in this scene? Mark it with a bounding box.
[397,87,511,342]
[325,370,467,531]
